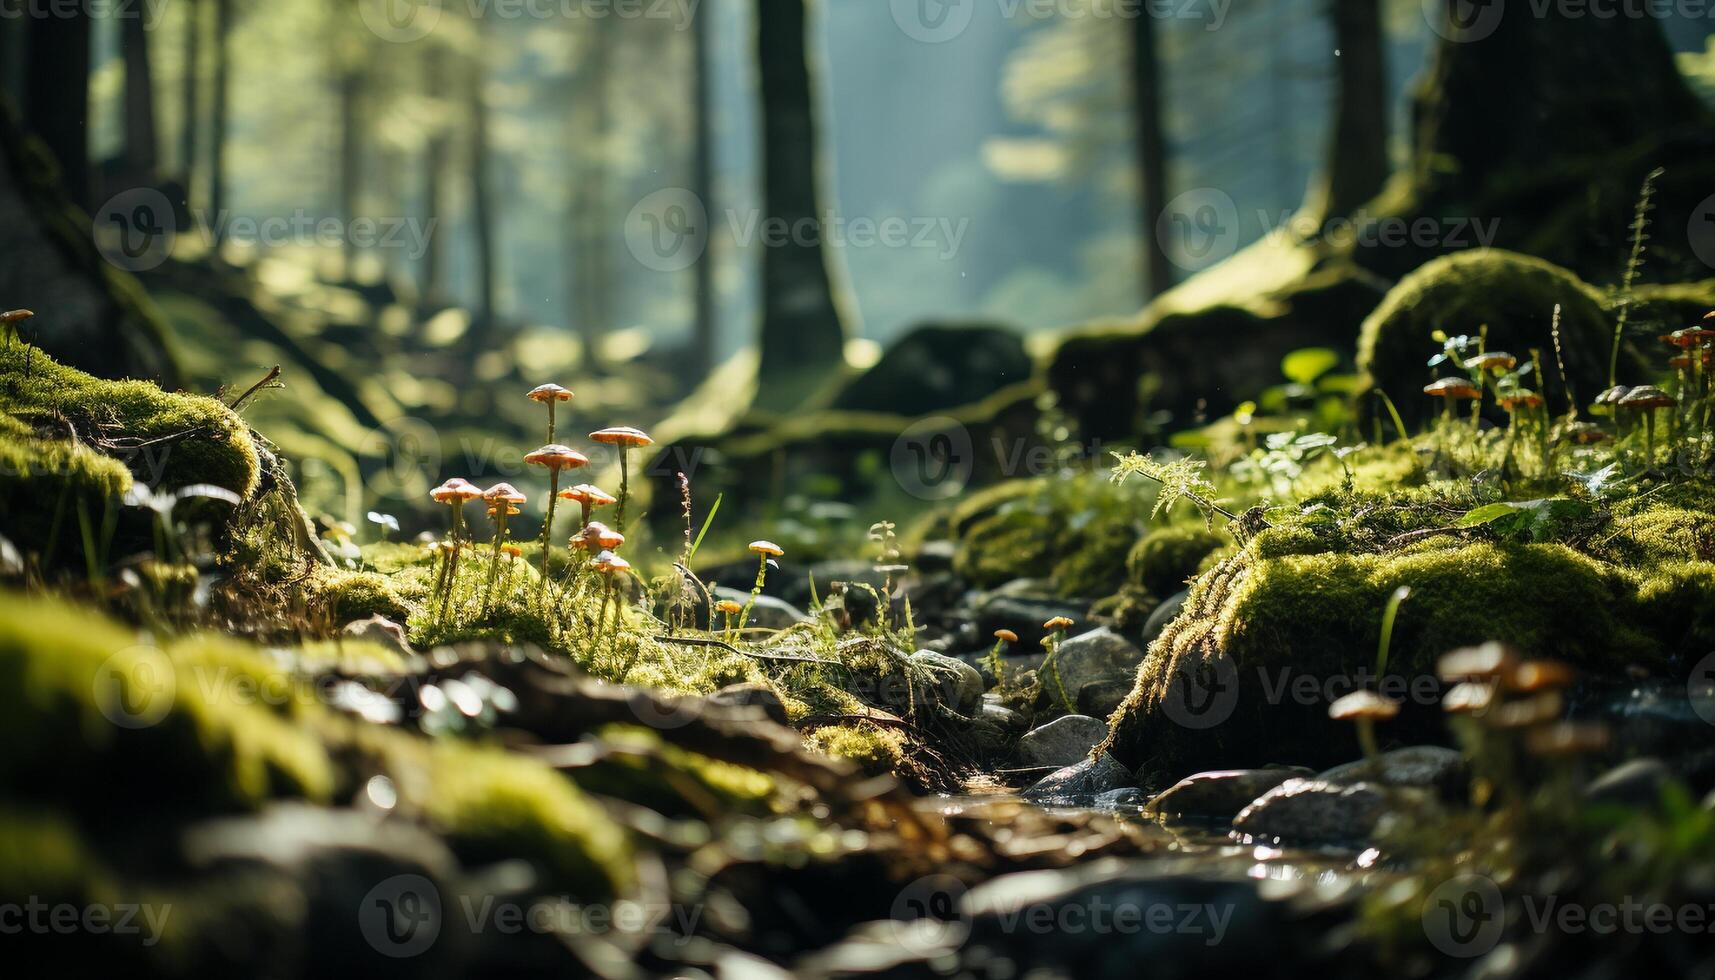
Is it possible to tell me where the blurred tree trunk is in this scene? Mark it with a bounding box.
[1129,10,1172,299]
[338,65,365,280]
[0,15,21,102]
[421,42,447,304]
[468,44,499,346]
[122,12,159,179]
[569,13,612,373]
[1303,0,1389,223]
[24,10,91,210]
[755,0,846,407]
[208,0,231,221]
[179,0,201,196]
[687,1,717,378]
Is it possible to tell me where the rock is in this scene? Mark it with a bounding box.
[1140,590,1188,646]
[1584,758,1672,808]
[1077,678,1132,721]
[1023,753,1132,803]
[712,586,813,631]
[1317,746,1467,800]
[342,614,412,656]
[1234,779,1403,844]
[1128,528,1224,597]
[971,590,1087,648]
[707,683,789,726]
[1146,769,1307,819]
[915,540,957,573]
[1093,787,1147,810]
[829,321,1033,418]
[979,696,1029,733]
[1015,714,1108,769]
[909,650,983,716]
[1053,626,1144,690]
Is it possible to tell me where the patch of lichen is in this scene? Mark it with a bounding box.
[1127,526,1224,597]
[1355,250,1637,428]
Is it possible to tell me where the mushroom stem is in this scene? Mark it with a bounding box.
[616,453,630,534]
[1041,629,1075,712]
[1357,718,1380,765]
[986,638,1008,690]
[738,552,769,633]
[546,401,557,445]
[539,469,562,589]
[1645,411,1657,466]
[483,511,509,615]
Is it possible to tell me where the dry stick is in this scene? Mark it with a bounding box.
[651,634,844,668]
[227,365,283,410]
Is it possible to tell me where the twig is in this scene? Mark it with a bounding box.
[650,634,843,667]
[227,365,283,411]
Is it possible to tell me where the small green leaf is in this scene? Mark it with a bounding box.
[1282,347,1341,386]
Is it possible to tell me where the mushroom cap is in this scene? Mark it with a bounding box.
[503,544,524,558]
[486,502,523,517]
[527,383,573,403]
[1468,351,1517,373]
[1618,385,1676,410]
[1664,327,1715,348]
[1042,616,1075,631]
[1487,691,1565,730]
[1328,689,1401,722]
[1437,642,1521,683]
[524,444,590,470]
[1442,681,1497,716]
[0,309,34,324]
[582,522,625,550]
[430,477,483,503]
[715,599,743,614]
[558,483,617,507]
[993,629,1019,643]
[748,539,784,557]
[589,426,654,447]
[1497,390,1542,410]
[1423,377,1481,399]
[1524,721,1612,758]
[591,550,631,573]
[1593,385,1632,408]
[482,483,527,505]
[1504,659,1575,694]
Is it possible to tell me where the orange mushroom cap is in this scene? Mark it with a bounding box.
[483,483,527,505]
[1619,385,1676,411]
[0,309,34,325]
[715,599,743,615]
[430,477,483,503]
[558,484,617,507]
[591,550,631,573]
[589,426,654,447]
[993,629,1019,643]
[527,383,573,403]
[1043,616,1075,631]
[582,522,625,550]
[748,540,784,557]
[524,444,590,470]
[1424,377,1481,400]
[1467,351,1517,373]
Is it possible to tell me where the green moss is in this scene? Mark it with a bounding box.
[955,508,1060,588]
[804,723,908,776]
[1356,250,1634,427]
[302,567,411,625]
[1127,526,1224,596]
[1052,519,1142,599]
[1594,507,1715,566]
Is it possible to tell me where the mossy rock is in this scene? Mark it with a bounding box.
[302,567,411,626]
[1102,532,1694,775]
[826,321,1033,418]
[1355,250,1639,428]
[1127,526,1225,597]
[1051,519,1142,600]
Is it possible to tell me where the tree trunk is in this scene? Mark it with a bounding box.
[688,1,718,378]
[755,0,846,406]
[24,11,92,211]
[1303,0,1389,224]
[570,13,612,373]
[208,0,231,221]
[1129,9,1172,299]
[420,43,447,304]
[338,66,365,280]
[121,12,160,180]
[179,0,201,195]
[468,44,499,345]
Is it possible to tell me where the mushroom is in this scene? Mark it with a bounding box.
[1437,642,1521,683]
[0,308,33,347]
[715,598,743,640]
[1486,691,1564,730]
[1328,689,1400,765]
[480,483,527,611]
[738,540,784,630]
[1554,420,1610,446]
[986,629,1020,689]
[557,483,617,532]
[1524,721,1611,759]
[1038,617,1079,711]
[994,628,1019,643]
[1442,681,1497,717]
[579,521,626,552]
[1504,659,1575,695]
[588,426,654,532]
[1043,616,1075,632]
[428,478,483,616]
[1423,377,1481,427]
[527,384,573,442]
[524,444,590,581]
[591,549,634,629]
[1617,384,1676,464]
[1467,351,1517,375]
